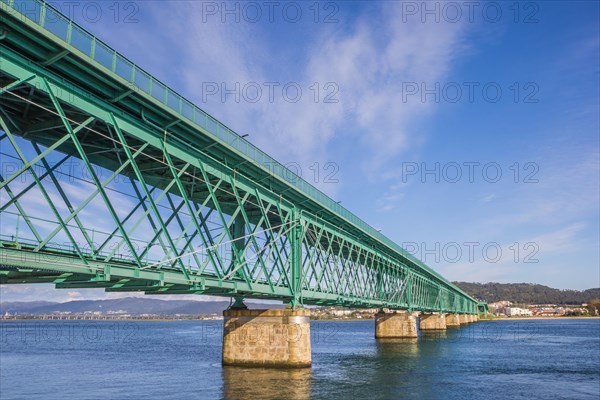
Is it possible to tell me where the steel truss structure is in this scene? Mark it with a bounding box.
[0,0,479,314]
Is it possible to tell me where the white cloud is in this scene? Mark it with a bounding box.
[438,222,588,284]
[376,192,404,213]
[482,193,496,203]
[136,2,470,180]
[484,150,598,229]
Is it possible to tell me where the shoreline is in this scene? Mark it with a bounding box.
[1,316,598,322]
[483,316,600,321]
[0,317,223,322]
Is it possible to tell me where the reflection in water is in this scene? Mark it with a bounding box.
[222,366,312,400]
[0,320,597,399]
[375,337,420,359]
[372,338,432,399]
[420,330,449,342]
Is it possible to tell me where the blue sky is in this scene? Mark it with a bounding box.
[1,1,598,302]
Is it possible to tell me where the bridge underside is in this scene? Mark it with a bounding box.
[0,0,479,315]
[0,58,475,313]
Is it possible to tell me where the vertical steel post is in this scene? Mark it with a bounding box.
[289,208,302,308]
[229,212,245,278]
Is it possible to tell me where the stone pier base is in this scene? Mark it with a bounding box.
[222,309,311,368]
[446,314,461,327]
[375,311,418,338]
[419,313,447,330]
[459,314,470,324]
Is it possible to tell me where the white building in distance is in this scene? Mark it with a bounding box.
[505,307,533,316]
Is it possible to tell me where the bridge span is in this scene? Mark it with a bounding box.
[0,0,485,367]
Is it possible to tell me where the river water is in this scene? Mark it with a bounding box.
[0,318,598,399]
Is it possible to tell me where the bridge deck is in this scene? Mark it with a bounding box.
[0,0,480,313]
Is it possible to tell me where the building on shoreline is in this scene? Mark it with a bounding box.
[505,307,533,316]
[488,301,590,317]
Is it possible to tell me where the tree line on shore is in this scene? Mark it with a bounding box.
[454,282,600,305]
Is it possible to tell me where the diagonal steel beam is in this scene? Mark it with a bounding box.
[41,77,142,267]
[0,172,43,242]
[0,75,36,96]
[0,115,88,263]
[109,114,190,281]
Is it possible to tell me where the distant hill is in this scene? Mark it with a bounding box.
[454,282,600,304]
[3,283,599,315]
[0,298,283,316]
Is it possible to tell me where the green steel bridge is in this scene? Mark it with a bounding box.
[0,0,480,315]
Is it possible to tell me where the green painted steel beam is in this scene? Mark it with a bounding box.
[0,1,477,304]
[0,1,484,313]
[1,245,480,311]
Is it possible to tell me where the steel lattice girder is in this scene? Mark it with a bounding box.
[0,10,479,314]
[0,53,478,314]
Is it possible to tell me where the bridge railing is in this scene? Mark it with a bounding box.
[1,0,475,302]
[1,0,381,249]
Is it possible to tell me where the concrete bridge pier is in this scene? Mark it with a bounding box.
[222,308,312,368]
[419,313,447,330]
[446,314,461,327]
[459,314,470,324]
[375,310,418,338]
